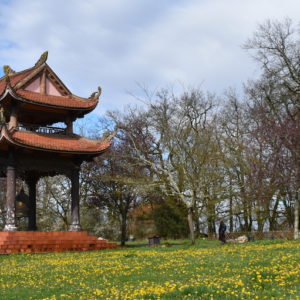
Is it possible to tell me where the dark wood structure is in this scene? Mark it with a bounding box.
[0,52,113,238]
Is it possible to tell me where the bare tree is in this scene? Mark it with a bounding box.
[109,88,221,243]
[37,176,71,230]
[86,141,142,246]
[244,18,300,238]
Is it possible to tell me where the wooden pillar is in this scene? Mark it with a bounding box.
[4,155,17,231]
[65,116,73,134]
[294,189,299,239]
[69,167,81,231]
[8,106,18,130]
[27,176,38,231]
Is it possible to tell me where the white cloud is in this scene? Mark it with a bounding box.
[0,0,300,114]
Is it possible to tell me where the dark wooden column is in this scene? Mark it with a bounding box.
[4,154,17,231]
[8,105,18,130]
[65,115,74,134]
[69,167,81,231]
[27,175,38,231]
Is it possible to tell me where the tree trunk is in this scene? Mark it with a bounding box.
[269,194,280,231]
[294,189,299,240]
[194,215,200,238]
[242,199,249,232]
[207,201,216,234]
[120,214,127,246]
[256,207,264,232]
[229,195,233,233]
[229,177,234,232]
[187,207,195,244]
[193,199,200,238]
[283,193,294,228]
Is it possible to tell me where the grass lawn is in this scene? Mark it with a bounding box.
[0,239,300,299]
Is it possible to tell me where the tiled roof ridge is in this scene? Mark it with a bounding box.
[1,51,48,81]
[16,89,97,104]
[11,129,80,139]
[70,93,98,103]
[0,68,34,95]
[12,130,112,145]
[0,66,35,82]
[10,129,106,143]
[15,90,98,110]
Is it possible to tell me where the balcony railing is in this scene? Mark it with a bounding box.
[17,123,67,135]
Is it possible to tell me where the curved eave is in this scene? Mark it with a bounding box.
[0,126,112,156]
[0,86,98,113]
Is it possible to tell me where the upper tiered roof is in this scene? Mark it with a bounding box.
[0,51,101,117]
[0,52,114,158]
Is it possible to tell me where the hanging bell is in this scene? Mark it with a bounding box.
[16,188,29,218]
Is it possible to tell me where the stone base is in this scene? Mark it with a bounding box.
[3,224,17,232]
[0,231,117,254]
[69,224,81,232]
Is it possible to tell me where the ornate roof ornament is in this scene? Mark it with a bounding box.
[5,74,11,85]
[3,65,15,84]
[89,86,102,100]
[34,51,48,67]
[3,65,16,76]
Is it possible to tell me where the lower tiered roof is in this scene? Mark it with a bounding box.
[0,124,112,155]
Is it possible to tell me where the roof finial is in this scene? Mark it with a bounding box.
[89,86,102,100]
[35,51,48,67]
[3,65,16,76]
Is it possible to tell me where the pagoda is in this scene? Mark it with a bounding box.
[0,52,116,253]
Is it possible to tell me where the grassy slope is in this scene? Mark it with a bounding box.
[0,239,299,299]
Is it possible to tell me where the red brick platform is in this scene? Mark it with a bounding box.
[0,231,117,254]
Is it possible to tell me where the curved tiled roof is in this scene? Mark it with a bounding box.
[11,130,111,154]
[16,90,98,110]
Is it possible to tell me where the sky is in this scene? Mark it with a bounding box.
[0,0,300,119]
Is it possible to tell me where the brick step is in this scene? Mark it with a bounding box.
[0,231,117,254]
[0,238,102,243]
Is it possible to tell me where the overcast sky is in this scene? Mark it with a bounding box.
[0,0,300,118]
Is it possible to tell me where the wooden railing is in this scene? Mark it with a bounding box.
[18,123,67,135]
